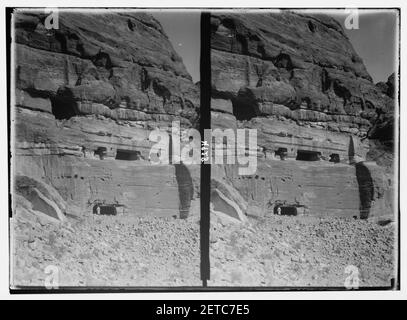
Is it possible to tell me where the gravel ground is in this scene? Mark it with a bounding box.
[11,212,201,288]
[209,214,396,288]
[11,211,396,289]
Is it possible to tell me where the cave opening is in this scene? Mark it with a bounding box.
[308,21,316,33]
[296,150,321,161]
[274,53,293,71]
[92,51,112,69]
[140,68,150,91]
[115,149,142,161]
[333,80,351,105]
[51,87,78,120]
[236,34,249,55]
[54,32,67,53]
[93,204,117,216]
[275,147,288,160]
[127,19,135,31]
[329,153,340,163]
[274,205,298,216]
[94,147,107,160]
[232,98,258,121]
[152,80,171,103]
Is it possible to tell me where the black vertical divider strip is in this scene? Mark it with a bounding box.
[200,12,211,286]
[7,8,12,219]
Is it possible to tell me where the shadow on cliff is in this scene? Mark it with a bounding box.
[349,137,374,219]
[169,136,194,219]
[174,163,194,219]
[355,163,374,219]
[348,135,355,163]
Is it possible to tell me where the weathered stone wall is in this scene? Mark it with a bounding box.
[12,10,200,218]
[14,154,199,217]
[213,159,392,218]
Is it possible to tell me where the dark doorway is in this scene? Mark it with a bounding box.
[94,147,107,160]
[232,98,258,121]
[274,205,297,216]
[115,149,142,160]
[93,204,117,215]
[274,53,293,71]
[296,150,320,161]
[329,153,340,163]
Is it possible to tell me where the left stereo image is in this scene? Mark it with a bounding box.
[10,9,202,289]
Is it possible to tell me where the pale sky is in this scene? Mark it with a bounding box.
[153,9,399,85]
[152,11,201,83]
[329,9,399,83]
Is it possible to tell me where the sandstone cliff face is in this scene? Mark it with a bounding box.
[211,11,395,219]
[15,11,199,126]
[13,10,200,218]
[11,10,396,220]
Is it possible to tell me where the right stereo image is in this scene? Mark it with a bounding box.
[208,9,398,288]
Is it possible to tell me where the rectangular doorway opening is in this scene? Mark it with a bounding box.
[93,204,117,215]
[115,149,142,161]
[296,150,320,161]
[274,205,298,216]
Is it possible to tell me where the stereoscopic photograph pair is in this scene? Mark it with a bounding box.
[8,8,399,291]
